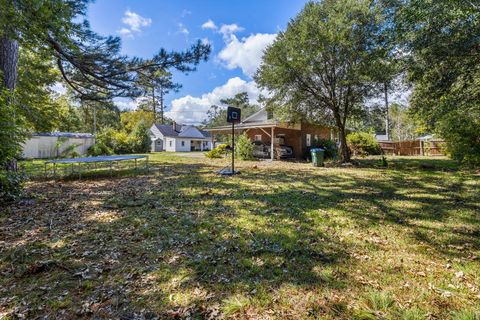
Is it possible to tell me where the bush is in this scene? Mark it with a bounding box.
[110,131,130,154]
[87,142,113,156]
[346,132,381,156]
[95,124,150,155]
[311,138,338,159]
[129,121,151,153]
[235,133,255,160]
[0,171,25,203]
[437,112,480,166]
[205,144,228,159]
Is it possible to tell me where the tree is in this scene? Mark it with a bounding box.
[120,110,156,134]
[0,0,210,167]
[137,70,181,124]
[204,92,259,127]
[256,0,388,162]
[389,103,418,141]
[389,0,480,164]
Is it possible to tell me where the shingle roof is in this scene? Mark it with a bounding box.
[153,124,211,138]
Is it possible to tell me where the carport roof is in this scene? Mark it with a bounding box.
[205,121,300,132]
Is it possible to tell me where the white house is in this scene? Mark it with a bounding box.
[21,132,95,159]
[150,123,213,152]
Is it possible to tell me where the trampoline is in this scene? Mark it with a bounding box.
[44,155,149,178]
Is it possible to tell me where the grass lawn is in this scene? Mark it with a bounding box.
[1,154,479,319]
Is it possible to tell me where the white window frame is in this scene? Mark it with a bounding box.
[169,140,173,147]
[255,134,262,142]
[306,134,312,147]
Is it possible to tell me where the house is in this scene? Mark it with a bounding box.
[206,108,336,160]
[21,132,95,159]
[150,122,213,152]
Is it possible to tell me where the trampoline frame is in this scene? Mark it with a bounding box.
[44,155,149,179]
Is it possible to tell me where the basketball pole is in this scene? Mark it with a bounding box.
[231,121,235,174]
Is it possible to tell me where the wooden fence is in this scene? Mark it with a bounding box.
[379,140,446,156]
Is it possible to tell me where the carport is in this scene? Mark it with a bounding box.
[206,122,302,160]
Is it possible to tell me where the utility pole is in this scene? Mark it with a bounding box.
[384,82,390,141]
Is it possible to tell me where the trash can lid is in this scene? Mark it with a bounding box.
[310,148,325,152]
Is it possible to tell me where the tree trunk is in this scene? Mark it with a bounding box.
[333,111,350,163]
[338,126,350,163]
[0,36,20,171]
[0,36,19,92]
[160,88,164,124]
[152,86,156,122]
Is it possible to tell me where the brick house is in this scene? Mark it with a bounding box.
[206,109,336,160]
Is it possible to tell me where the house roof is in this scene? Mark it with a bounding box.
[33,132,94,138]
[153,124,211,139]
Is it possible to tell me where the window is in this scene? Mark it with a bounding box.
[306,134,311,147]
[169,140,172,147]
[267,109,274,119]
[255,134,262,142]
[181,141,185,147]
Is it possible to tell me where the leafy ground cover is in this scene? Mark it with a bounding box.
[1,154,479,319]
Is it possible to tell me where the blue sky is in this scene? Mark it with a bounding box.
[86,0,310,124]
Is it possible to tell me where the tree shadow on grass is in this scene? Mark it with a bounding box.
[1,158,479,318]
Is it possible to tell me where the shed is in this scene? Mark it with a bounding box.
[21,132,95,159]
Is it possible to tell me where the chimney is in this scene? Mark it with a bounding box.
[172,121,177,132]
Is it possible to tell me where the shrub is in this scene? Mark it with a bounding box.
[437,112,480,166]
[129,121,151,153]
[112,131,132,154]
[87,142,113,156]
[206,144,228,159]
[311,138,338,159]
[235,133,255,160]
[347,132,381,156]
[0,171,25,203]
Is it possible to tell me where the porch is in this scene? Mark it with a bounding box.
[190,139,211,151]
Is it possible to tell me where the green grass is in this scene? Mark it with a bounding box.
[1,153,479,319]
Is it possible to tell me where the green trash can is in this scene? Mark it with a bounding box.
[310,148,325,167]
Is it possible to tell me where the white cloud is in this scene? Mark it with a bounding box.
[166,77,267,124]
[218,33,277,78]
[219,23,244,39]
[114,97,140,110]
[118,10,152,38]
[177,23,189,35]
[181,9,192,18]
[201,19,217,30]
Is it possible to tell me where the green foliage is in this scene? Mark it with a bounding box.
[0,92,24,166]
[87,142,113,157]
[255,0,389,162]
[60,144,81,158]
[392,0,480,165]
[235,133,254,160]
[347,132,381,157]
[93,123,150,155]
[111,131,132,154]
[437,111,480,166]
[205,144,228,159]
[311,138,337,159]
[204,92,259,128]
[121,110,155,134]
[129,121,151,153]
[0,171,25,203]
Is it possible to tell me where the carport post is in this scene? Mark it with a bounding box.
[271,127,275,161]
